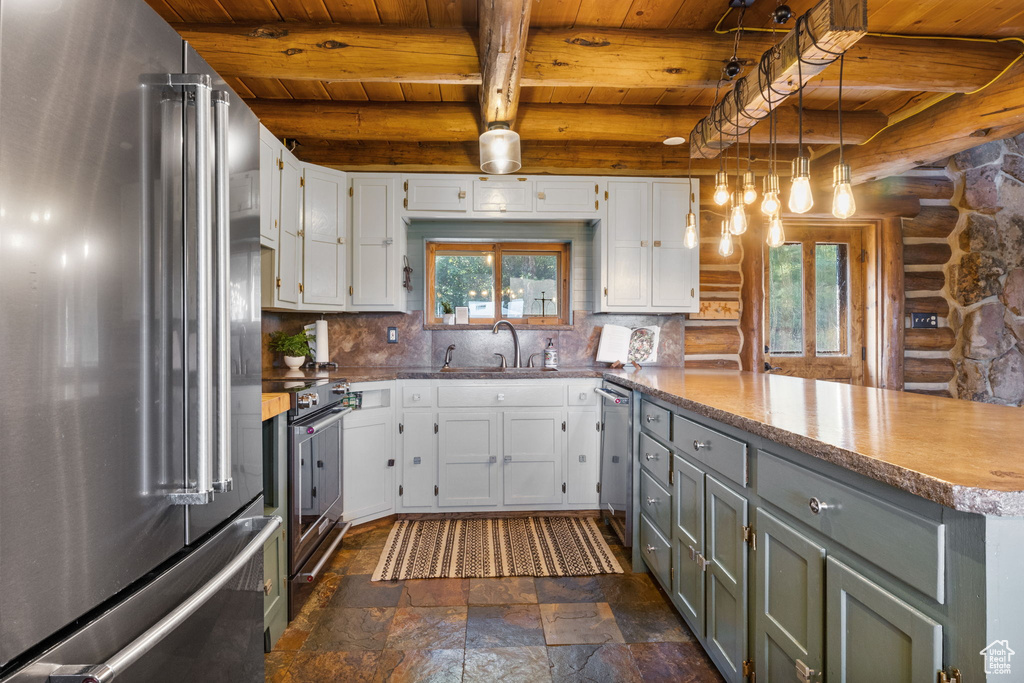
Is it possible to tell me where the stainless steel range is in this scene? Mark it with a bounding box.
[264,378,353,618]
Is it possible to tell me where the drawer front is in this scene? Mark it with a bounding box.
[638,432,671,489]
[639,468,672,538]
[758,450,945,602]
[402,385,435,408]
[473,179,534,212]
[640,400,670,442]
[567,384,599,406]
[673,414,748,486]
[437,384,563,408]
[639,513,672,592]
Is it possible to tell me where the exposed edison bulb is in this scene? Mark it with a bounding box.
[684,212,698,249]
[713,171,730,206]
[766,214,786,248]
[718,221,734,257]
[741,171,757,205]
[788,156,813,214]
[729,202,748,235]
[761,173,781,215]
[832,163,856,219]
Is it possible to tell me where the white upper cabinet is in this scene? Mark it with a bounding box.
[349,173,404,311]
[651,179,699,312]
[301,165,347,308]
[404,175,469,212]
[473,178,534,212]
[536,179,600,214]
[258,127,278,248]
[604,180,651,309]
[276,150,303,307]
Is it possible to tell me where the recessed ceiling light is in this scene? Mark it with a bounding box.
[663,136,686,145]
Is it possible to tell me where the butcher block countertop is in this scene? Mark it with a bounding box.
[261,393,289,421]
[608,368,1024,517]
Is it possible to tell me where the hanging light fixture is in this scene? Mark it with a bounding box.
[684,155,698,249]
[788,28,813,214]
[760,65,782,217]
[479,124,521,175]
[728,89,748,235]
[761,173,781,215]
[713,170,730,206]
[718,220,734,257]
[742,130,757,204]
[831,53,856,219]
[766,213,786,248]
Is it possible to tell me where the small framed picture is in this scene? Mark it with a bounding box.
[455,306,470,324]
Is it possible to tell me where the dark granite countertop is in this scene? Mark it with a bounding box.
[262,366,607,382]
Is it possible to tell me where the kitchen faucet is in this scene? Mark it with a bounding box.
[491,320,521,368]
[443,344,456,369]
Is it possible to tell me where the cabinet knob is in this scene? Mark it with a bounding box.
[645,545,657,554]
[537,191,546,200]
[337,237,344,244]
[458,189,467,199]
[504,455,513,462]
[653,240,662,247]
[497,393,505,401]
[645,497,659,506]
[693,440,707,451]
[808,497,833,515]
[640,240,649,247]
[644,453,658,461]
[645,414,660,424]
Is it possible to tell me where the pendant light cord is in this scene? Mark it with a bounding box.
[837,53,845,165]
[796,21,804,159]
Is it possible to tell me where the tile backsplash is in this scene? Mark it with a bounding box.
[262,310,686,371]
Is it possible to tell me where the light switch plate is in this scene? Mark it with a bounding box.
[910,313,938,329]
[387,327,398,343]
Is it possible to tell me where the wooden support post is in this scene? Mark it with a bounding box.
[478,0,532,129]
[689,0,867,159]
[739,217,765,373]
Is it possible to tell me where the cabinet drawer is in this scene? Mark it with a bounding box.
[638,432,671,489]
[758,450,945,602]
[640,400,670,442]
[639,513,672,592]
[567,384,599,406]
[437,384,563,408]
[672,415,747,487]
[402,385,435,408]
[473,179,534,212]
[639,469,672,538]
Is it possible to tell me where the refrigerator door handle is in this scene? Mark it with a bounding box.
[164,73,216,506]
[46,516,282,683]
[211,90,232,494]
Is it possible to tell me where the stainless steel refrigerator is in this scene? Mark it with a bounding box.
[0,0,273,680]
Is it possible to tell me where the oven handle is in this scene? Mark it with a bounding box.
[294,407,353,435]
[298,522,352,584]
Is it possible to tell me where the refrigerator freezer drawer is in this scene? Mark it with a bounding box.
[0,499,274,683]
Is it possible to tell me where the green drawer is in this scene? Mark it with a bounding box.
[672,414,748,487]
[639,432,671,489]
[758,450,945,603]
[639,512,672,592]
[640,399,670,442]
[639,468,672,538]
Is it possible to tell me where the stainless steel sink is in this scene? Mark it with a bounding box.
[439,366,557,373]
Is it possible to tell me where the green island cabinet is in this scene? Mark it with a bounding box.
[262,411,289,651]
[631,392,1024,683]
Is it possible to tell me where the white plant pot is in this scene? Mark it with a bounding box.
[283,355,305,369]
[443,314,455,325]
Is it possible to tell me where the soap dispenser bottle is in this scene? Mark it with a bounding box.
[543,337,558,369]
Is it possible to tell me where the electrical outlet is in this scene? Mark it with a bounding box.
[387,327,398,343]
[911,313,939,329]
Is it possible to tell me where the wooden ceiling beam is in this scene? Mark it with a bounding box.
[173,23,1019,92]
[816,61,1024,183]
[249,100,885,144]
[478,0,532,128]
[689,0,868,159]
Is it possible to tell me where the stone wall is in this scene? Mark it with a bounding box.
[948,136,1024,405]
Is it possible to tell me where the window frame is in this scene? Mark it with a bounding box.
[425,241,571,326]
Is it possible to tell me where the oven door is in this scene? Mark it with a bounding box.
[289,407,350,573]
[597,382,632,547]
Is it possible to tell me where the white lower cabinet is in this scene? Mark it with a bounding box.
[503,411,564,506]
[438,411,501,507]
[566,408,601,505]
[342,404,395,524]
[399,411,438,511]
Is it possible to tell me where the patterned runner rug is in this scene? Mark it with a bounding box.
[371,516,623,581]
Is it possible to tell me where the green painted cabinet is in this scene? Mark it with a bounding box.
[754,509,825,683]
[671,454,705,632]
[826,557,942,683]
[705,475,749,682]
[263,412,289,651]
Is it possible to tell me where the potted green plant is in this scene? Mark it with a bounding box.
[268,330,313,369]
[441,301,455,325]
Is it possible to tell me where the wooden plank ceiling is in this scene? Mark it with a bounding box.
[146,0,1024,178]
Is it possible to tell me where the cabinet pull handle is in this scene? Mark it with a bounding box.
[640,240,649,247]
[504,455,513,462]
[458,189,466,199]
[653,240,662,247]
[644,453,657,461]
[496,393,505,401]
[696,554,712,571]
[687,544,697,561]
[537,191,546,200]
[645,414,660,423]
[795,660,816,683]
[808,497,833,515]
[693,440,707,451]
[645,545,657,554]
[645,497,659,506]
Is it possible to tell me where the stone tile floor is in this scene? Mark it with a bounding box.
[266,517,723,682]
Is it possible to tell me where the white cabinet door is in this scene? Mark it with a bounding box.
[651,179,699,311]
[350,174,401,310]
[438,412,500,507]
[400,412,438,510]
[605,180,650,309]
[301,165,347,308]
[473,178,534,212]
[566,408,601,505]
[503,411,564,506]
[258,127,279,248]
[404,175,469,212]
[276,151,303,306]
[343,410,396,521]
[536,179,599,214]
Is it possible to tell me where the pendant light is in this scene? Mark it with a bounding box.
[479,123,521,175]
[718,220,734,257]
[766,213,786,247]
[788,29,813,214]
[831,53,856,219]
[713,171,730,206]
[728,88,748,235]
[742,130,757,204]
[684,155,698,249]
[760,70,782,217]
